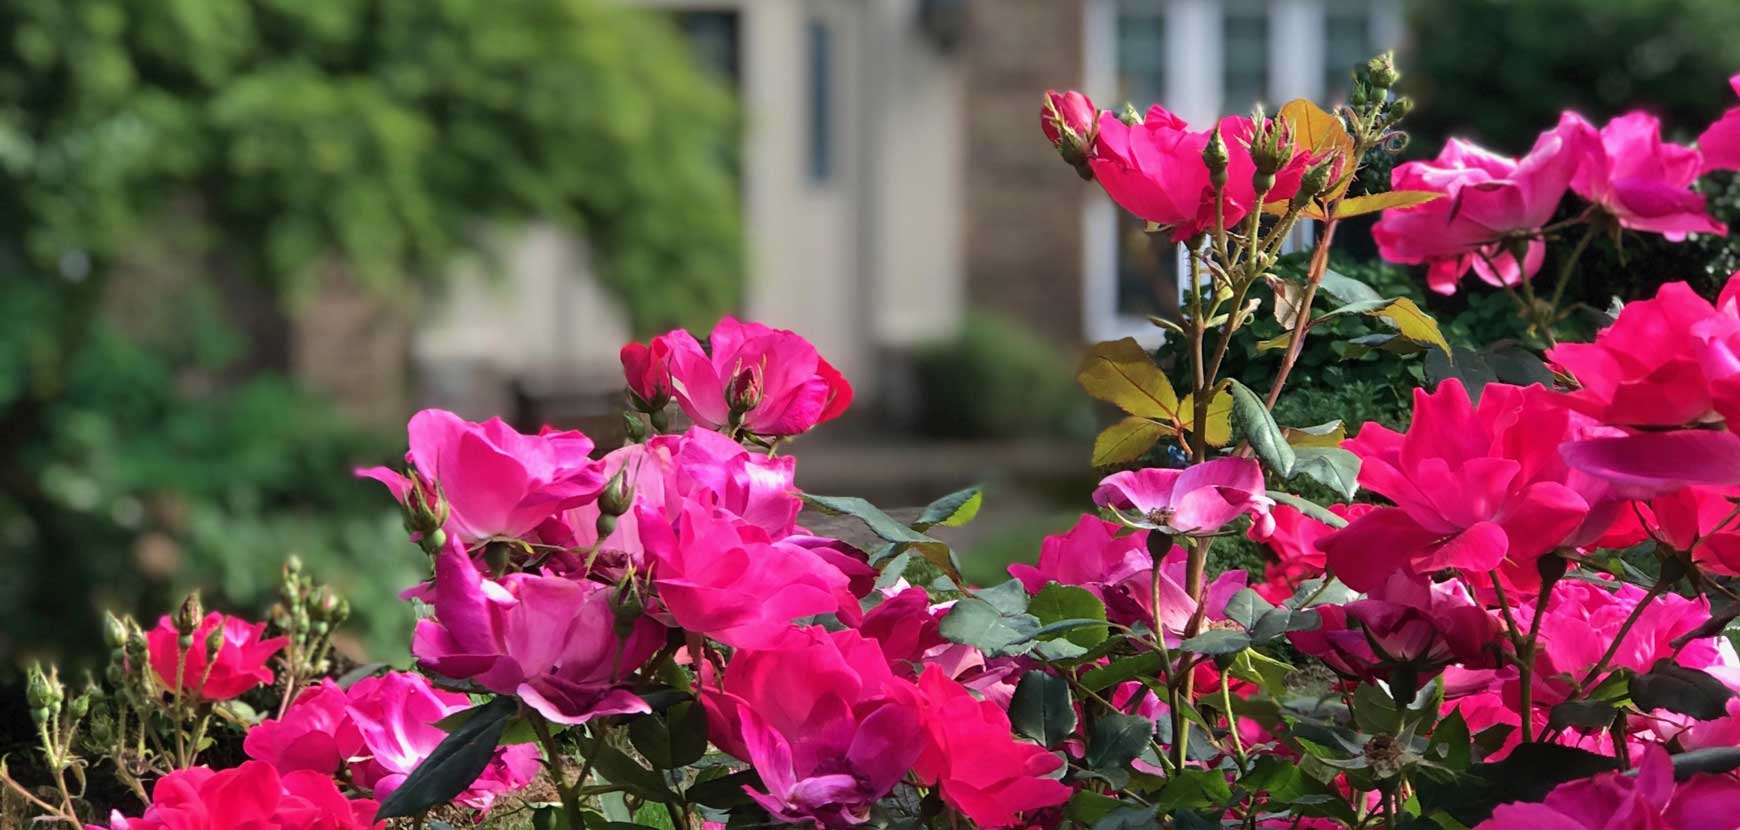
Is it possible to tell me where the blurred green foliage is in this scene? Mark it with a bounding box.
[913,314,1098,441]
[0,0,741,331]
[0,0,742,667]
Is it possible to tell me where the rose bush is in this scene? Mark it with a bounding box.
[13,51,1740,830]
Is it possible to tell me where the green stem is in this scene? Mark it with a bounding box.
[531,715,587,830]
[1578,578,1672,690]
[1544,222,1599,340]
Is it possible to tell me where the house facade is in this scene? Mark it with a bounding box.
[394,0,1405,424]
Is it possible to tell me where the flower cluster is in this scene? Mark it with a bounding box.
[22,52,1740,830]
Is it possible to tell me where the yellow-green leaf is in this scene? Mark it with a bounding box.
[1368,297,1451,357]
[1333,190,1443,218]
[1256,333,1293,353]
[1278,99,1352,158]
[1177,389,1235,448]
[1093,417,1171,467]
[1267,274,1307,328]
[1284,421,1346,448]
[1077,338,1180,419]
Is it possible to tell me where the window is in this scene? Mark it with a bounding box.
[1222,2,1269,114]
[806,20,833,183]
[1107,1,1178,324]
[1115,6,1165,117]
[1323,3,1374,104]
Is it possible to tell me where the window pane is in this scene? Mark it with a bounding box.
[1223,5,1269,113]
[1111,3,1176,320]
[1116,9,1165,110]
[807,21,833,183]
[1323,7,1372,104]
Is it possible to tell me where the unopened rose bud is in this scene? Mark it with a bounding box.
[1203,126,1229,188]
[599,469,634,518]
[1366,51,1400,90]
[727,365,764,417]
[622,411,648,443]
[1248,113,1294,180]
[1118,103,1143,126]
[1291,157,1337,209]
[103,611,128,650]
[1041,90,1099,176]
[595,512,618,542]
[1387,96,1414,123]
[420,527,447,556]
[173,592,205,635]
[205,625,225,658]
[334,598,350,623]
[611,573,644,640]
[284,554,303,578]
[26,663,60,711]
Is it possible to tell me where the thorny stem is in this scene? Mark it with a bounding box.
[1262,218,1340,410]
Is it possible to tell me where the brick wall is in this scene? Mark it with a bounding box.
[961,0,1089,345]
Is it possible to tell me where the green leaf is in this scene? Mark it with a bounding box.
[1242,755,1309,803]
[1546,700,1618,732]
[1316,269,1384,307]
[1266,491,1349,528]
[913,485,984,530]
[1081,652,1165,692]
[1179,629,1251,655]
[1332,190,1442,218]
[1067,791,1126,825]
[1416,744,1620,827]
[1223,589,1276,631]
[1426,709,1471,771]
[1368,297,1451,357]
[685,769,761,808]
[1353,683,1402,735]
[1009,670,1077,748]
[1093,416,1171,467]
[592,746,676,801]
[1228,649,1295,697]
[1288,446,1361,500]
[1154,767,1234,810]
[1077,338,1180,419]
[1028,583,1109,647]
[800,494,961,580]
[977,578,1033,614]
[1671,747,1740,779]
[1630,660,1735,720]
[1228,379,1295,476]
[939,597,1040,656]
[627,700,708,769]
[375,696,517,820]
[1085,712,1154,772]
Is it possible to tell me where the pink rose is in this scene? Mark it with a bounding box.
[242,680,362,775]
[1567,111,1727,239]
[620,336,675,407]
[146,612,285,702]
[1248,502,1376,601]
[1089,106,1309,242]
[892,668,1073,829]
[358,409,605,546]
[662,317,852,438]
[641,503,863,648]
[700,626,924,827]
[1040,89,1097,149]
[1371,119,1583,294]
[102,760,383,830]
[412,542,665,725]
[1321,381,1600,594]
[1288,571,1497,683]
[1699,74,1740,173]
[345,672,540,813]
[1092,457,1275,536]
[1474,747,1740,830]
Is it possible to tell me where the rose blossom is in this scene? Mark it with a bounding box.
[662,316,852,438]
[1565,111,1727,239]
[1699,74,1740,173]
[1092,457,1275,535]
[1372,119,1582,294]
[100,760,383,830]
[412,542,665,725]
[147,612,285,702]
[357,409,605,546]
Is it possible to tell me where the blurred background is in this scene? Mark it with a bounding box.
[3,0,1739,673]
